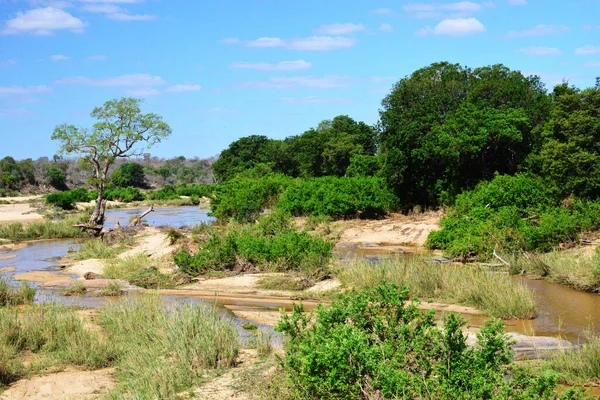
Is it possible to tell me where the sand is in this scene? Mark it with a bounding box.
[64,259,106,277]
[13,271,74,283]
[0,367,115,400]
[0,203,43,224]
[118,228,176,259]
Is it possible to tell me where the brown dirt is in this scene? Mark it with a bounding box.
[0,367,115,400]
[193,349,259,400]
[334,211,442,247]
[0,203,43,224]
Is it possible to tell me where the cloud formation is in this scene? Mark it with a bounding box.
[0,85,52,96]
[404,1,486,19]
[55,73,166,86]
[223,36,356,51]
[380,23,393,32]
[575,45,600,55]
[418,17,485,36]
[165,84,201,92]
[81,1,157,21]
[313,23,364,35]
[505,24,569,38]
[516,47,562,56]
[1,7,87,35]
[229,60,312,71]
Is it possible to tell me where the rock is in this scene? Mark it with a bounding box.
[432,256,452,264]
[362,242,380,248]
[40,278,142,292]
[391,248,406,254]
[466,332,578,359]
[84,271,105,280]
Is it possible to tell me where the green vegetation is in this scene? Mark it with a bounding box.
[145,184,180,200]
[63,282,87,296]
[97,281,124,296]
[274,284,574,399]
[547,335,600,385]
[46,187,93,210]
[110,162,147,188]
[210,174,293,222]
[256,274,314,291]
[104,255,182,289]
[174,182,215,197]
[278,176,396,219]
[175,213,333,275]
[98,295,238,399]
[335,258,535,319]
[0,278,35,307]
[74,239,121,260]
[0,219,84,241]
[426,174,600,258]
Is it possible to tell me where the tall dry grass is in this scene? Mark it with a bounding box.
[336,258,536,319]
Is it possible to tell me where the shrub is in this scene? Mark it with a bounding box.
[104,186,145,202]
[427,173,600,258]
[210,174,293,222]
[75,239,120,260]
[174,183,214,198]
[47,166,66,189]
[0,279,35,307]
[276,284,569,399]
[0,219,84,241]
[277,176,396,219]
[146,185,180,201]
[46,188,94,210]
[110,162,146,188]
[174,213,333,275]
[104,255,182,289]
[345,154,381,177]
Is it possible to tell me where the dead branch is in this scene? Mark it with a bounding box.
[131,204,154,227]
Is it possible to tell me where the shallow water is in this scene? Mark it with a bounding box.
[104,206,214,229]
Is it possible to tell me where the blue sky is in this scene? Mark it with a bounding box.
[0,0,599,159]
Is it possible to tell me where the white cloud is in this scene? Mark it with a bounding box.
[371,8,394,15]
[418,17,485,36]
[219,37,240,44]
[237,75,353,89]
[278,96,355,104]
[82,4,120,13]
[166,84,201,92]
[51,54,71,60]
[107,13,156,21]
[1,7,86,35]
[287,36,356,51]
[229,60,312,71]
[221,36,357,51]
[0,85,51,96]
[516,47,562,56]
[505,24,570,38]
[246,37,286,47]
[583,61,600,68]
[380,23,393,32]
[313,23,364,35]
[124,88,160,97]
[0,59,17,67]
[583,25,600,30]
[87,54,107,60]
[27,0,72,7]
[508,0,527,5]
[55,73,166,86]
[575,45,600,55]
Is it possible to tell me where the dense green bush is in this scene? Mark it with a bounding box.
[174,183,214,198]
[174,213,333,275]
[46,188,93,210]
[104,186,145,202]
[345,154,381,177]
[277,176,396,219]
[146,185,180,201]
[276,283,574,399]
[110,162,147,188]
[427,173,600,258]
[47,166,66,189]
[210,174,293,222]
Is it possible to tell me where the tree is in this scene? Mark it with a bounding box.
[379,62,550,208]
[538,81,600,198]
[52,97,171,229]
[47,166,66,189]
[110,162,147,188]
[212,135,274,181]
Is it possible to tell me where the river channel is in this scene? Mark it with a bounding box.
[1,205,600,345]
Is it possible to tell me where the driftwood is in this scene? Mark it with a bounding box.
[493,249,511,268]
[131,205,154,227]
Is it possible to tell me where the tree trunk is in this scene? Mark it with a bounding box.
[89,190,106,226]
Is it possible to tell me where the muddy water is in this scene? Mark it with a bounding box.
[104,206,214,229]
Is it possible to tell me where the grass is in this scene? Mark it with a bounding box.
[256,274,314,291]
[250,329,272,358]
[0,278,35,307]
[335,258,536,319]
[508,250,600,292]
[0,303,116,388]
[0,219,85,242]
[98,295,238,399]
[63,282,86,296]
[104,255,185,289]
[546,334,600,385]
[97,282,123,297]
[74,239,121,260]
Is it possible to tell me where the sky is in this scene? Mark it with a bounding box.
[0,0,599,160]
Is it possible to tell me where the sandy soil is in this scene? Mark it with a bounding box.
[13,271,74,283]
[0,243,27,253]
[40,278,140,291]
[335,211,441,247]
[0,368,115,400]
[0,254,16,261]
[64,259,106,277]
[75,200,123,210]
[0,203,43,224]
[0,195,42,203]
[0,266,16,272]
[119,227,176,259]
[194,349,259,400]
[225,305,284,326]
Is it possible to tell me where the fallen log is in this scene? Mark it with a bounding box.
[131,204,154,227]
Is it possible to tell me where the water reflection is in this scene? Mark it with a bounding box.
[104,206,214,229]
